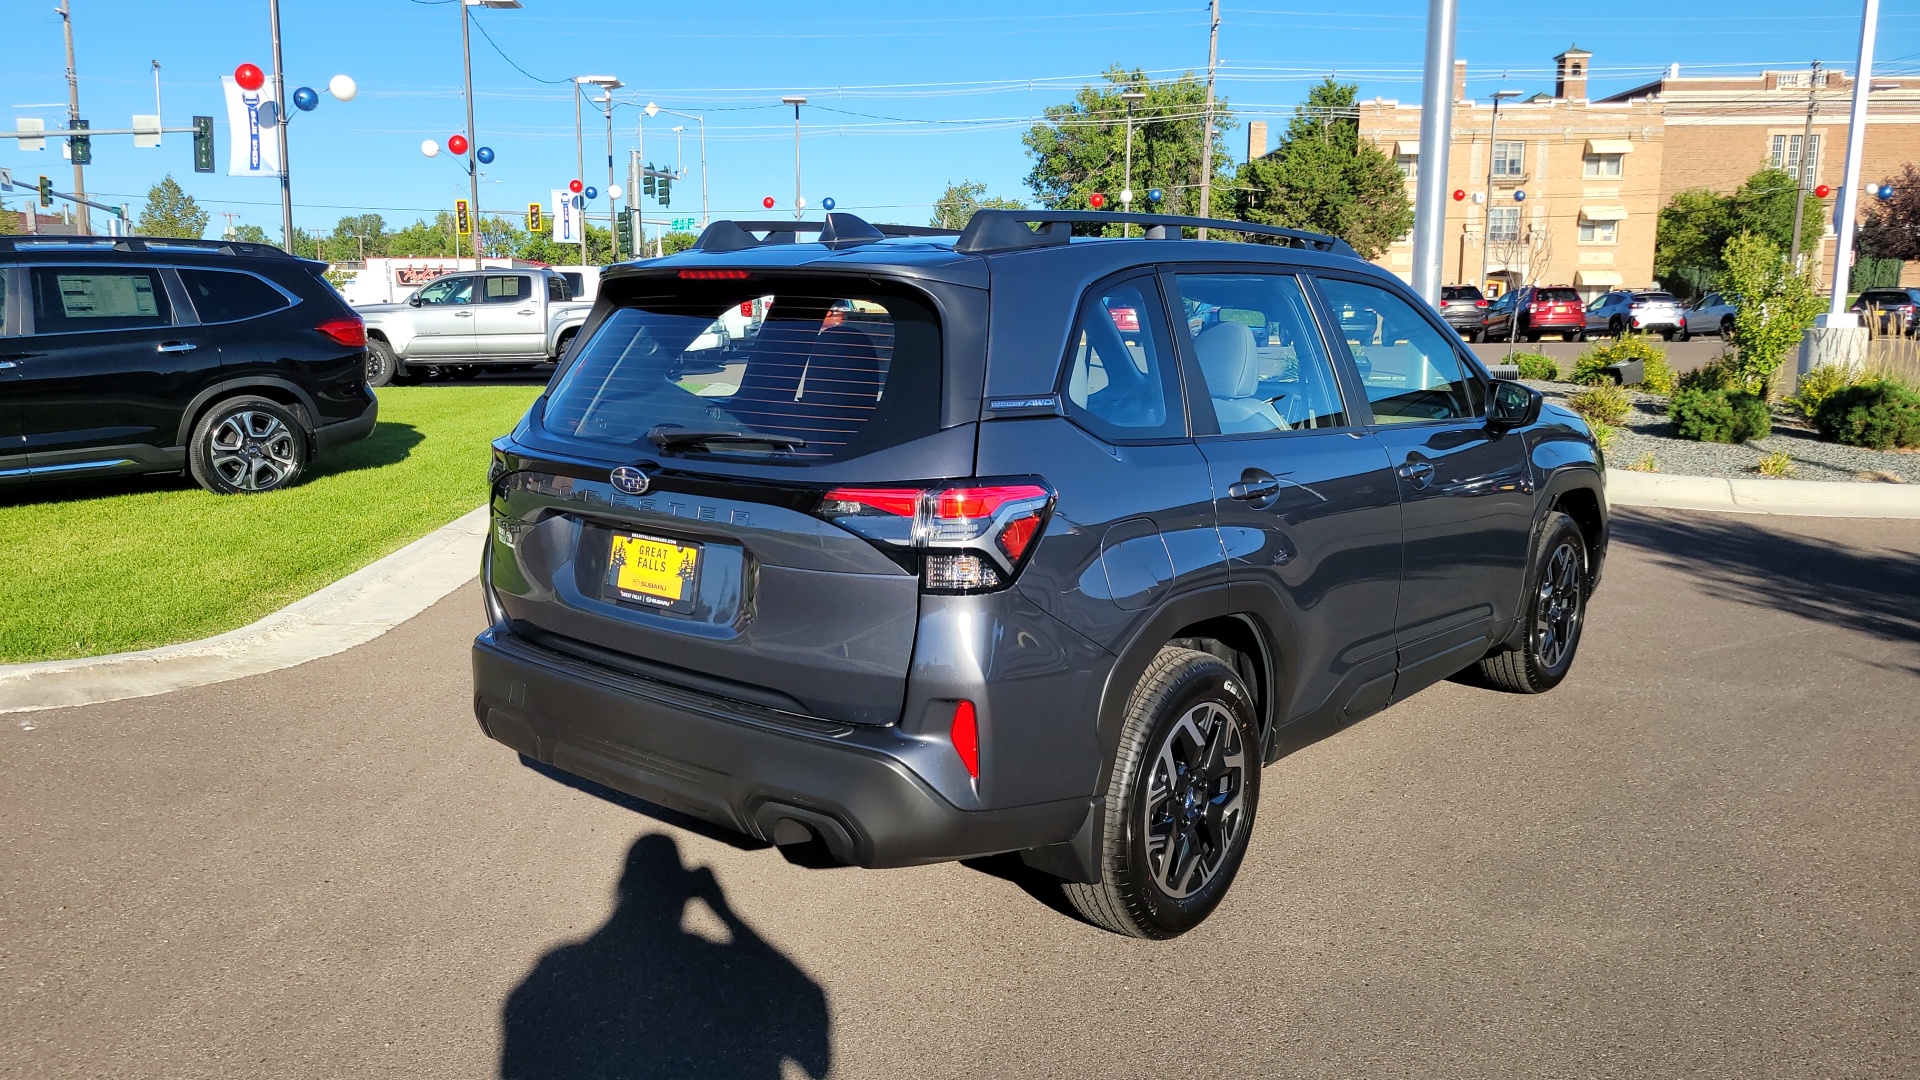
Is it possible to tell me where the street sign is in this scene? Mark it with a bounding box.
[455,199,471,236]
[193,116,214,172]
[18,118,44,152]
[133,114,162,149]
[0,167,12,191]
[527,201,543,232]
[671,216,695,231]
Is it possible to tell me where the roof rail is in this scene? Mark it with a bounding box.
[692,212,956,253]
[0,235,292,258]
[952,210,1357,257]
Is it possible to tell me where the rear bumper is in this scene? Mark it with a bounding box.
[315,393,378,455]
[471,625,1087,867]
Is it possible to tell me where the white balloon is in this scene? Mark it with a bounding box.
[795,196,807,210]
[421,139,440,158]
[329,74,358,102]
[607,184,623,201]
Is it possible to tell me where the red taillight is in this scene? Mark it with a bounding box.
[315,316,365,347]
[1475,299,1489,308]
[933,484,1048,521]
[678,269,751,280]
[814,479,1054,593]
[739,300,755,317]
[821,486,921,518]
[949,701,980,780]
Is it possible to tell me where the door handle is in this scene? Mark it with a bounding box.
[156,341,197,353]
[516,309,536,315]
[1227,468,1282,505]
[454,311,475,318]
[0,361,18,370]
[1397,459,1436,487]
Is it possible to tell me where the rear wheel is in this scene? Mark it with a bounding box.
[1467,329,1484,343]
[1720,316,1735,337]
[1609,317,1625,338]
[1063,648,1260,939]
[1676,323,1691,342]
[187,396,308,495]
[365,338,398,387]
[1473,512,1588,694]
[1562,331,1579,342]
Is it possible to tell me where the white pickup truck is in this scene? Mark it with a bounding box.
[355,268,594,385]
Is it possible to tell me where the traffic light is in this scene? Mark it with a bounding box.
[527,201,543,232]
[616,212,633,252]
[659,176,672,207]
[70,119,90,165]
[38,175,52,207]
[193,116,215,173]
[643,168,656,198]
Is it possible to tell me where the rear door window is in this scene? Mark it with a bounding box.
[1062,276,1185,442]
[543,278,941,461]
[28,266,173,334]
[177,269,291,323]
[484,275,533,304]
[1318,276,1484,424]
[1173,271,1347,433]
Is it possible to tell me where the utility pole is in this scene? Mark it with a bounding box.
[604,91,617,262]
[1409,0,1460,304]
[56,0,88,233]
[459,0,483,265]
[268,0,294,247]
[1790,60,1822,270]
[1195,0,1220,238]
[1478,90,1522,296]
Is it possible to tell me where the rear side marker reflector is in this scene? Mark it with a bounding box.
[950,701,980,779]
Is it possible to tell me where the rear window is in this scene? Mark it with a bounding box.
[29,266,173,333]
[1635,292,1677,303]
[1440,286,1482,301]
[1534,288,1580,303]
[178,269,291,323]
[542,278,942,461]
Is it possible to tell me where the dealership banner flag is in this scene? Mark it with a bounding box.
[221,76,283,177]
[551,189,578,244]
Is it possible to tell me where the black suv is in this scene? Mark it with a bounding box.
[473,211,1608,938]
[0,237,377,494]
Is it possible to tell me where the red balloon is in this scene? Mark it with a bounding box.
[447,134,469,156]
[1452,189,1466,201]
[1815,184,1832,198]
[234,63,265,92]
[568,179,583,193]
[763,196,776,209]
[1089,192,1106,209]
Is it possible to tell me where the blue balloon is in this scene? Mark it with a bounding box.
[571,195,584,209]
[1147,187,1164,202]
[291,86,319,112]
[475,146,494,165]
[584,186,598,201]
[822,197,836,211]
[1878,185,1896,202]
[1514,189,1527,201]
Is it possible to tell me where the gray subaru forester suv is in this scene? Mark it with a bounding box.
[472,210,1608,938]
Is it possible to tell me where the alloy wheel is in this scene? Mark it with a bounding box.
[209,410,300,491]
[1141,701,1249,899]
[1534,540,1584,670]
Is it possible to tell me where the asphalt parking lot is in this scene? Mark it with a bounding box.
[6,507,1918,1080]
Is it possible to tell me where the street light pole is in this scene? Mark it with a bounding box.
[652,107,710,228]
[1828,0,1881,318]
[268,0,294,247]
[782,96,807,220]
[1120,90,1146,238]
[604,92,618,261]
[1409,0,1460,304]
[56,0,89,234]
[575,82,585,267]
[1478,89,1522,297]
[459,1,481,265]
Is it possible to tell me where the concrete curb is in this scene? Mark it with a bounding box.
[0,507,489,716]
[1607,469,1920,518]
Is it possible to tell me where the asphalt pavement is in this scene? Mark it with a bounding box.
[1470,337,1727,373]
[6,508,1918,1080]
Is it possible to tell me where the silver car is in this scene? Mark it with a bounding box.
[1582,290,1686,341]
[1678,292,1737,341]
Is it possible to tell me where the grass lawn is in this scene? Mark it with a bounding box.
[0,385,540,664]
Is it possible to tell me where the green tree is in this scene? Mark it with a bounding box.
[387,213,461,257]
[135,174,209,239]
[1858,162,1920,261]
[328,213,389,259]
[1233,78,1412,259]
[1023,66,1234,223]
[658,230,698,257]
[931,180,1025,230]
[1656,167,1807,293]
[1720,231,1827,396]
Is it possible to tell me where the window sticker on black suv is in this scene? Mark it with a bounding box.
[1319,277,1482,424]
[1176,273,1347,433]
[177,269,290,324]
[543,279,942,460]
[29,267,172,333]
[1063,278,1184,441]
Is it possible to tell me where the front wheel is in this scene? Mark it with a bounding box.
[1471,512,1589,694]
[187,396,309,495]
[1676,324,1691,342]
[1609,317,1625,338]
[1063,648,1260,939]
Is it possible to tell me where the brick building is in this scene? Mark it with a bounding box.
[1321,48,1920,298]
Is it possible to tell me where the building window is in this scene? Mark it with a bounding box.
[1492,141,1526,178]
[1770,134,1822,187]
[1396,153,1418,180]
[1583,153,1624,179]
[1488,207,1521,244]
[1578,219,1618,244]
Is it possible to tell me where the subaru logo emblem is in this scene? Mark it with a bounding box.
[609,466,651,495]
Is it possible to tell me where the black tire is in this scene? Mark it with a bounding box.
[365,338,398,387]
[1609,317,1625,338]
[187,396,309,495]
[1720,316,1734,337]
[1525,331,1542,344]
[1562,331,1580,342]
[1473,512,1589,694]
[1062,648,1261,939]
[1468,329,1484,343]
[1676,324,1691,343]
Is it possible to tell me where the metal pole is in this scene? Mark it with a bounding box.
[606,94,617,262]
[1790,61,1821,270]
[460,0,482,266]
[152,59,162,134]
[575,84,587,267]
[1478,96,1504,297]
[1195,0,1220,237]
[792,102,803,221]
[698,116,709,227]
[1829,0,1880,317]
[268,0,293,248]
[57,0,89,234]
[1409,0,1459,304]
[1123,101,1135,239]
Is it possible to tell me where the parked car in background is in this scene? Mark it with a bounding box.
[1678,292,1738,341]
[0,236,376,494]
[1482,285,1584,343]
[1849,287,1920,336]
[355,268,593,385]
[473,208,1609,940]
[1583,290,1685,340]
[1437,284,1488,338]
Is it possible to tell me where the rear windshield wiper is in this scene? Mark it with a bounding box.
[646,424,807,452]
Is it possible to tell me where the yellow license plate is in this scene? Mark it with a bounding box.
[607,532,701,611]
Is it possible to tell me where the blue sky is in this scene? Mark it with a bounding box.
[4,0,1917,240]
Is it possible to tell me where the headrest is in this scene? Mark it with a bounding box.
[1195,321,1258,399]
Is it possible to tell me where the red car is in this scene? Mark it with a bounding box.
[1482,285,1585,343]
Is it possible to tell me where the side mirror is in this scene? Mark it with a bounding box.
[1488,379,1542,431]
[408,294,423,307]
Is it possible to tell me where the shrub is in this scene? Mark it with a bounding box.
[1638,351,1678,396]
[1512,352,1560,382]
[1786,363,1861,422]
[1754,451,1794,478]
[1568,383,1632,426]
[1572,335,1667,386]
[1813,378,1920,450]
[1624,453,1659,472]
[1675,357,1735,394]
[1589,421,1618,452]
[1669,387,1772,443]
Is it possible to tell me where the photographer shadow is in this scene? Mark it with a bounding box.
[500,834,832,1080]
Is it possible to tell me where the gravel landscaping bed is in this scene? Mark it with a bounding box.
[1526,380,1920,484]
